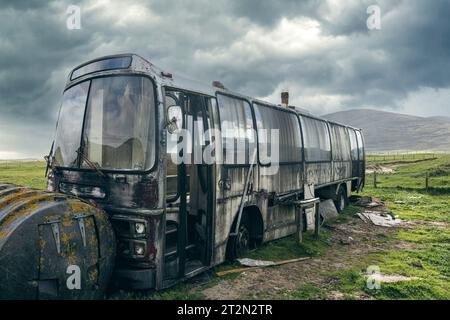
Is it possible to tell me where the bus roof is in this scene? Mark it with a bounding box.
[66,53,362,132]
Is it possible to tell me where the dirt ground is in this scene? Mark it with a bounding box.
[365,157,437,174]
[198,213,423,300]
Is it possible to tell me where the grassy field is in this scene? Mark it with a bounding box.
[366,152,441,163]
[0,160,47,189]
[0,155,449,300]
[366,153,450,192]
[351,153,450,299]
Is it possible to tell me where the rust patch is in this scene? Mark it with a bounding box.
[0,193,56,229]
[39,238,46,250]
[68,201,88,213]
[89,268,98,283]
[62,219,73,227]
[0,229,10,240]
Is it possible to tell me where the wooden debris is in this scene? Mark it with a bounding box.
[216,257,311,277]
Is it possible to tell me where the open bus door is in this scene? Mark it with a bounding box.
[163,89,214,286]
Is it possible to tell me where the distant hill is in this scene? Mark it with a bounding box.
[322,109,450,152]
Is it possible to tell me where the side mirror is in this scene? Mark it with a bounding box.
[167,105,183,134]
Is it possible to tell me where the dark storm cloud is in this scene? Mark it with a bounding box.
[0,0,450,158]
[229,0,318,27]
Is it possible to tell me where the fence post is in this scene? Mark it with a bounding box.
[295,205,303,244]
[314,202,321,240]
[425,172,429,191]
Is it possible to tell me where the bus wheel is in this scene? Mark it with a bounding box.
[335,186,348,213]
[235,224,250,258]
[227,224,250,260]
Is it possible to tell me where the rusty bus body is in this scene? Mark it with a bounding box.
[39,53,364,292]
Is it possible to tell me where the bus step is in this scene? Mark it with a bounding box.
[165,224,177,235]
[164,243,196,258]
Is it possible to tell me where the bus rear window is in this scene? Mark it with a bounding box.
[71,56,132,80]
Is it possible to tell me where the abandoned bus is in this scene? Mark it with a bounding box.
[43,53,364,293]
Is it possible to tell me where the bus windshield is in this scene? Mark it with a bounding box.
[53,76,156,171]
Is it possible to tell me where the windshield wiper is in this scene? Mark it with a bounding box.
[44,141,63,177]
[75,147,107,179]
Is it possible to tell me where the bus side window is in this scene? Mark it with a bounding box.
[348,128,359,160]
[355,130,364,160]
[253,103,302,164]
[216,94,255,165]
[299,116,331,162]
[330,124,351,161]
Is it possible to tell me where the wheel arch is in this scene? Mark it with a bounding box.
[226,205,264,259]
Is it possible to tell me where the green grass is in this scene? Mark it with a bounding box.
[366,153,450,191]
[329,153,450,299]
[364,154,450,223]
[246,230,332,261]
[0,161,47,189]
[285,284,327,300]
[109,282,206,300]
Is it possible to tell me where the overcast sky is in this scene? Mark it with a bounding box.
[1,0,449,159]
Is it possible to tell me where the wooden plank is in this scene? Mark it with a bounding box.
[216,257,311,277]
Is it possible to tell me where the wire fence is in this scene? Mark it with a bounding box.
[365,152,450,193]
[366,152,438,163]
[367,171,443,191]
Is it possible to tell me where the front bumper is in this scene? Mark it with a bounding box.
[112,267,156,290]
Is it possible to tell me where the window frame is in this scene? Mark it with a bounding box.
[53,80,91,168]
[348,128,359,161]
[329,122,352,161]
[299,114,332,163]
[215,92,256,168]
[70,55,132,81]
[252,102,303,166]
[55,73,159,174]
[355,129,365,161]
[163,87,215,203]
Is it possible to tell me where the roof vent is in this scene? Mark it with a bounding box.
[212,81,226,90]
[281,91,289,107]
[161,71,173,79]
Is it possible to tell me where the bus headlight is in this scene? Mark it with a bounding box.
[134,242,146,256]
[135,222,146,234]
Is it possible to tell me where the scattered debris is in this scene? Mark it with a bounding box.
[366,201,383,208]
[353,196,401,227]
[328,291,348,300]
[216,257,310,277]
[357,211,402,227]
[356,212,370,224]
[237,258,275,267]
[319,199,339,220]
[352,195,372,206]
[368,274,420,283]
[339,236,354,245]
[366,165,395,174]
[353,196,385,209]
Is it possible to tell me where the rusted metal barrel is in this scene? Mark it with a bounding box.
[0,183,116,300]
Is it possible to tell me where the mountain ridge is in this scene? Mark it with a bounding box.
[322,109,450,152]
